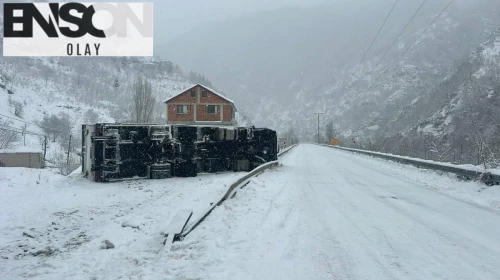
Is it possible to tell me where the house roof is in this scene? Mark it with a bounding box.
[163,84,236,105]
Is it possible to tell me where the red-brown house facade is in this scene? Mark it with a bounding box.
[164,84,237,126]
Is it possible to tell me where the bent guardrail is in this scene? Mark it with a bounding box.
[322,145,500,185]
[179,144,299,240]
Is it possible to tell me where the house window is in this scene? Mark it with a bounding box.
[202,90,208,97]
[190,90,196,97]
[207,105,218,114]
[177,105,188,114]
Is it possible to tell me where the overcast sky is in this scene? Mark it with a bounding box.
[153,0,327,43]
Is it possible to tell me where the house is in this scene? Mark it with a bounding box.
[164,84,237,126]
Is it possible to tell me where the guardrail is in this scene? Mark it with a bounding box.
[180,144,298,239]
[322,145,500,186]
[278,143,298,157]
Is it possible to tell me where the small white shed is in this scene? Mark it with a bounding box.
[0,148,43,169]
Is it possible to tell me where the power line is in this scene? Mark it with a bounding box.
[353,0,454,96]
[0,113,63,132]
[394,0,454,67]
[374,0,428,69]
[346,0,400,86]
[0,126,46,137]
[0,125,47,137]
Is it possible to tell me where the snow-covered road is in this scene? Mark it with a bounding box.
[2,144,500,279]
[180,144,500,280]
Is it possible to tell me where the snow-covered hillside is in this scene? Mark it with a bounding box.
[0,55,232,170]
[369,27,500,166]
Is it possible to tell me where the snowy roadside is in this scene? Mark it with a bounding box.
[0,167,245,279]
[334,145,500,177]
[326,146,500,211]
[157,144,500,280]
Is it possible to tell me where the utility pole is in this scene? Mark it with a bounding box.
[314,113,324,144]
[23,124,27,146]
[43,136,47,168]
[67,134,72,165]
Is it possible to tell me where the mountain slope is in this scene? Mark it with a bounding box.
[162,0,500,142]
[344,27,500,165]
[405,27,500,165]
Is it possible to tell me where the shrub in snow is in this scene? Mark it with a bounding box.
[8,97,24,118]
[100,240,115,249]
[121,221,140,230]
[30,246,58,257]
[83,109,99,124]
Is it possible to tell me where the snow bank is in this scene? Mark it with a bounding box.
[334,146,500,180]
[330,146,500,210]
[0,167,245,279]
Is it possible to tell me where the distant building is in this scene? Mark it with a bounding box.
[164,84,237,126]
[0,148,43,169]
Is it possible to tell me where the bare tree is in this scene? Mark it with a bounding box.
[0,119,20,149]
[41,66,54,86]
[468,123,490,169]
[285,127,299,145]
[74,66,84,89]
[325,120,335,143]
[40,113,72,142]
[363,138,379,152]
[482,143,500,169]
[131,76,156,123]
[430,141,451,162]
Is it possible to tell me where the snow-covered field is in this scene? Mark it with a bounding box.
[0,168,245,279]
[2,144,500,279]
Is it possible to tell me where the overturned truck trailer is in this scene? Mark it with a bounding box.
[82,123,277,182]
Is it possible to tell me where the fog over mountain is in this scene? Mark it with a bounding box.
[153,0,326,43]
[160,0,500,145]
